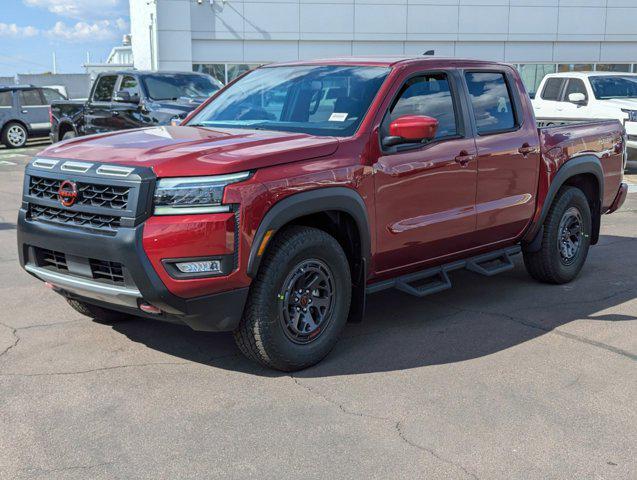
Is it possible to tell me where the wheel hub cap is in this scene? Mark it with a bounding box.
[280,259,335,344]
[7,126,25,146]
[558,206,583,264]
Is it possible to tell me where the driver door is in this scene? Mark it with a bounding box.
[372,71,478,274]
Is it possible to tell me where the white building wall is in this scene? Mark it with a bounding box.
[132,0,637,68]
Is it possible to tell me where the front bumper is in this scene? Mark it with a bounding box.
[17,210,248,331]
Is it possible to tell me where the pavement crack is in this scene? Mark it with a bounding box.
[395,421,479,480]
[0,361,189,377]
[0,321,20,360]
[291,376,479,478]
[426,297,637,362]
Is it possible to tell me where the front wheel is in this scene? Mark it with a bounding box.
[523,186,592,284]
[234,226,351,371]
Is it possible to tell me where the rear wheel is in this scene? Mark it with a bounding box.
[66,298,132,323]
[523,186,592,284]
[2,122,28,148]
[234,226,351,371]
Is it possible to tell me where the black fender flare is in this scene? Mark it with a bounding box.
[525,154,604,250]
[57,120,78,137]
[247,187,371,278]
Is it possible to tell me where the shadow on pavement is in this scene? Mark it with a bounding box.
[107,234,637,377]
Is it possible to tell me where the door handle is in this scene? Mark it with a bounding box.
[21,110,28,114]
[112,111,119,116]
[454,151,474,167]
[518,144,535,156]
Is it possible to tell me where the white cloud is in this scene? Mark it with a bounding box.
[24,0,123,21]
[0,23,39,38]
[46,20,120,42]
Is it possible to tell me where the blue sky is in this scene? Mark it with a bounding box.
[0,0,130,76]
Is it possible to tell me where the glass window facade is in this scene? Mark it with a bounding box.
[515,63,636,97]
[193,63,262,85]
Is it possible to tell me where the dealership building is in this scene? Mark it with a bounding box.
[130,0,637,96]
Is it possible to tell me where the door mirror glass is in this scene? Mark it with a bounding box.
[384,115,438,147]
[114,90,137,103]
[568,92,587,105]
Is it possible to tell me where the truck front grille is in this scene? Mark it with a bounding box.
[33,247,126,286]
[29,176,130,210]
[29,204,121,231]
[38,248,68,271]
[89,259,125,284]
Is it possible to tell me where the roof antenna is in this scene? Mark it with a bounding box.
[423,50,435,56]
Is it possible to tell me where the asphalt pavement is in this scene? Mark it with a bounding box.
[0,141,636,479]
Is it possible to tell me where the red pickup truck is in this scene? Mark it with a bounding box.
[17,57,628,371]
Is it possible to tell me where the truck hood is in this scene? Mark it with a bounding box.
[40,126,340,177]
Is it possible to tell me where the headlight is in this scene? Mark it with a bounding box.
[153,172,250,215]
[621,109,637,122]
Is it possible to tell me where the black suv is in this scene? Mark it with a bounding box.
[0,85,67,148]
[50,71,223,142]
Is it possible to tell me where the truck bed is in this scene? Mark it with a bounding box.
[538,120,624,208]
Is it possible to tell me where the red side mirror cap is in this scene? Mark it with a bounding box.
[389,115,439,142]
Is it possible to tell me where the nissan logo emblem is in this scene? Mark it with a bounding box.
[58,180,78,207]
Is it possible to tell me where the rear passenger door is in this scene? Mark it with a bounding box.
[463,70,540,244]
[85,75,118,135]
[18,89,49,133]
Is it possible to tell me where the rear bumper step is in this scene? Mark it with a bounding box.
[367,246,521,298]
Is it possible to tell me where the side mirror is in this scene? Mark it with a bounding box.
[568,92,587,106]
[383,115,439,147]
[113,91,138,103]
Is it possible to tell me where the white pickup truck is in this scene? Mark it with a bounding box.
[532,72,637,165]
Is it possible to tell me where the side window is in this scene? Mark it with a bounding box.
[119,76,140,101]
[19,89,45,106]
[564,79,588,101]
[465,72,516,135]
[541,78,565,101]
[0,91,12,107]
[41,88,65,104]
[92,75,117,102]
[385,72,458,139]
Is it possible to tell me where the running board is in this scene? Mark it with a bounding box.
[367,245,521,298]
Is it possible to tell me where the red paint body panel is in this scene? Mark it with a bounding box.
[34,57,627,300]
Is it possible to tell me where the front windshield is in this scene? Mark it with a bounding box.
[143,74,222,101]
[589,75,637,99]
[188,65,390,137]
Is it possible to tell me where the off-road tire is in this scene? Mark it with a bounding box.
[234,226,351,371]
[66,298,131,323]
[1,122,28,148]
[523,186,592,284]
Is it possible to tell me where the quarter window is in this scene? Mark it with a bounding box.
[541,78,565,101]
[0,91,11,107]
[41,88,65,103]
[92,75,117,102]
[19,89,45,106]
[385,73,458,139]
[465,72,516,135]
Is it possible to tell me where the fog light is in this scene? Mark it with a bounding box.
[175,260,222,274]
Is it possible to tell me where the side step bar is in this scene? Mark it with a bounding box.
[367,245,521,298]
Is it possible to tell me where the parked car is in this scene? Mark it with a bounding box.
[532,72,637,164]
[18,57,627,371]
[0,85,67,148]
[49,71,223,142]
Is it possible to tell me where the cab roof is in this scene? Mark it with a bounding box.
[264,56,511,69]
